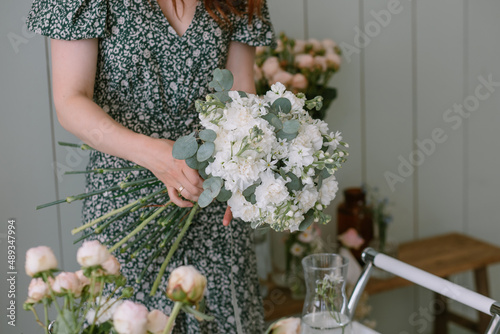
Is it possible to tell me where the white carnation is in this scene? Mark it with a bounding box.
[296,186,319,212]
[319,175,339,206]
[254,170,290,210]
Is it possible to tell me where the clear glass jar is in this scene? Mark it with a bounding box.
[301,253,352,334]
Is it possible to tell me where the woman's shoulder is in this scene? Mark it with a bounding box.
[26,0,109,40]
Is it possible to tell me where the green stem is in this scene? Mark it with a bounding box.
[71,188,167,235]
[65,166,146,175]
[163,301,183,334]
[109,203,170,253]
[42,300,49,334]
[119,176,157,189]
[43,272,70,331]
[58,141,94,150]
[150,204,199,296]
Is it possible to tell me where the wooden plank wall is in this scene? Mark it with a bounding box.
[1,0,499,333]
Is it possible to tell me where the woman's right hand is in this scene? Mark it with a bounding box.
[138,138,204,208]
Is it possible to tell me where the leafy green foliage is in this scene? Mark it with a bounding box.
[172,133,198,160]
[272,97,292,114]
[197,142,215,162]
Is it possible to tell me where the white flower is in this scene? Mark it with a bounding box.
[228,191,260,223]
[147,310,171,334]
[254,170,290,210]
[319,175,339,206]
[25,246,58,277]
[113,301,148,334]
[290,243,305,256]
[296,186,319,213]
[77,240,110,267]
[86,297,123,325]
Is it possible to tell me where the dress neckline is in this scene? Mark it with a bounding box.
[151,0,201,39]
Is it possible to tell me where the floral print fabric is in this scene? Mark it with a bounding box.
[27,0,275,332]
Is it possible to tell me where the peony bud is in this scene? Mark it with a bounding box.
[271,71,294,87]
[295,54,315,70]
[26,277,50,303]
[270,317,301,334]
[261,57,281,79]
[147,309,171,334]
[338,228,365,250]
[52,272,81,296]
[76,240,110,267]
[166,266,207,305]
[25,246,58,277]
[76,270,102,295]
[291,73,308,91]
[113,301,149,334]
[101,255,121,276]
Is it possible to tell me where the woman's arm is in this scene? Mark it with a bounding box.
[50,38,203,207]
[222,41,257,226]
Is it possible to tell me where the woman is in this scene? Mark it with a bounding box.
[26,0,275,332]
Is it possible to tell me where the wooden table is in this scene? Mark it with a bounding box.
[263,233,500,333]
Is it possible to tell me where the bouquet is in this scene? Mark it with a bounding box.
[23,242,213,334]
[38,69,348,296]
[254,32,342,120]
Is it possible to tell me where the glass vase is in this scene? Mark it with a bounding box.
[301,254,352,334]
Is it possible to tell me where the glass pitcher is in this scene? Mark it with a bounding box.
[301,253,352,334]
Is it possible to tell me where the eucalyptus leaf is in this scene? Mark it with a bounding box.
[262,113,283,131]
[172,134,198,160]
[197,142,215,162]
[203,176,223,197]
[299,209,315,231]
[277,130,298,141]
[199,129,217,142]
[272,97,292,114]
[213,91,232,103]
[282,119,300,134]
[216,187,232,202]
[198,190,213,208]
[185,155,199,170]
[242,183,259,198]
[285,172,303,192]
[208,69,234,92]
[238,91,248,98]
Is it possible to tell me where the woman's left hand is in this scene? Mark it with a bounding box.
[223,206,233,226]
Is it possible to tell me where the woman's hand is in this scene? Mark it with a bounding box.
[138,138,204,208]
[223,206,233,226]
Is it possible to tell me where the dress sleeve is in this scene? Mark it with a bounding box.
[231,0,276,47]
[26,0,108,40]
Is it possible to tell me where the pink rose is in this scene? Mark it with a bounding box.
[326,52,341,71]
[26,277,51,303]
[167,266,207,305]
[262,57,281,79]
[101,255,121,276]
[25,246,58,277]
[113,301,149,334]
[293,40,306,54]
[77,240,110,267]
[338,228,365,250]
[271,71,294,87]
[314,56,328,72]
[291,73,308,91]
[322,38,337,50]
[52,272,81,296]
[269,317,301,334]
[308,38,323,52]
[76,270,102,294]
[295,54,315,70]
[147,309,171,334]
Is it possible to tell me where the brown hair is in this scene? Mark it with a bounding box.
[171,0,265,27]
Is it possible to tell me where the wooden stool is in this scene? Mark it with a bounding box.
[364,233,500,334]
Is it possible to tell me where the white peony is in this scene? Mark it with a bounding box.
[147,310,171,334]
[76,240,110,267]
[25,246,58,277]
[113,301,148,334]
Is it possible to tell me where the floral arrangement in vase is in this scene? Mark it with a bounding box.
[38,69,349,297]
[254,32,342,120]
[283,224,323,298]
[23,241,212,334]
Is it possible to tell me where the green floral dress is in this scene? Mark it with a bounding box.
[26,1,275,333]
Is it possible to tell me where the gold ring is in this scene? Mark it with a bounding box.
[178,186,184,193]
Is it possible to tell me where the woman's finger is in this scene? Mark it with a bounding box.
[183,164,205,189]
[167,186,193,208]
[223,206,232,226]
